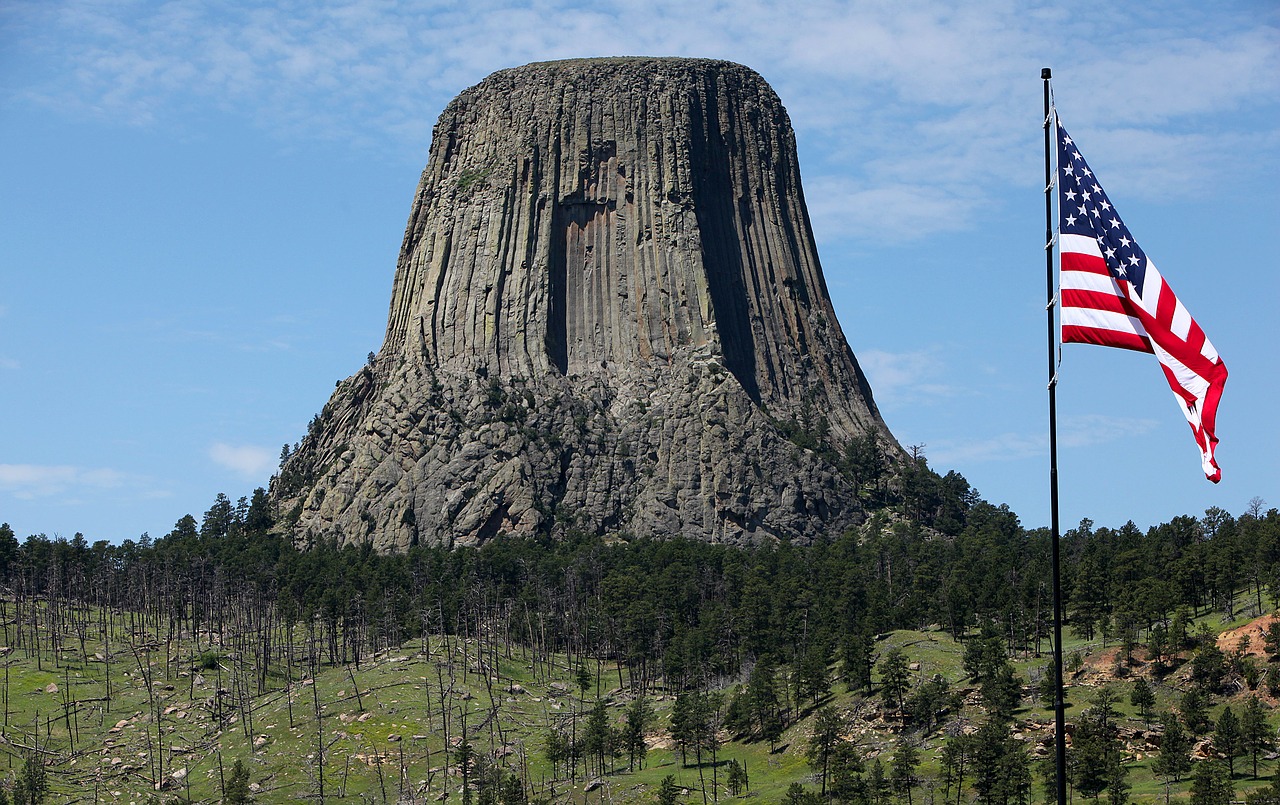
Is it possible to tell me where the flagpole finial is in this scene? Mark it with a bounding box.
[1042,67,1052,80]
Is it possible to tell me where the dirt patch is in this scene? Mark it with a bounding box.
[1217,613,1277,659]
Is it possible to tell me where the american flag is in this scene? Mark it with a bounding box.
[1056,119,1227,482]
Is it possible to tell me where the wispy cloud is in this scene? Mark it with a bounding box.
[209,443,275,479]
[1060,414,1159,449]
[923,413,1162,468]
[858,348,958,405]
[5,0,1275,243]
[0,463,129,499]
[926,433,1046,466]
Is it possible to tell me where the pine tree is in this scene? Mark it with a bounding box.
[1129,678,1155,725]
[656,775,682,805]
[223,758,254,804]
[1240,695,1274,779]
[806,705,844,796]
[1153,711,1193,792]
[890,741,920,805]
[1071,689,1125,802]
[879,648,911,714]
[1190,760,1233,805]
[624,696,651,771]
[1212,706,1243,778]
[1181,688,1211,734]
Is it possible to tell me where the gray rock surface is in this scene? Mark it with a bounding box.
[271,57,900,550]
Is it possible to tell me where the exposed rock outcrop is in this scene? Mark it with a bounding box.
[272,57,900,550]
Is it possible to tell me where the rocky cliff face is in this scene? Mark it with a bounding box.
[272,57,900,550]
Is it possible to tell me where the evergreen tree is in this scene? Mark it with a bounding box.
[868,758,891,805]
[1181,689,1211,734]
[1071,689,1125,802]
[980,662,1023,721]
[223,758,254,804]
[656,775,682,805]
[725,759,748,796]
[890,741,920,805]
[879,648,911,714]
[795,643,832,708]
[1212,706,1243,778]
[971,719,1031,805]
[841,631,874,693]
[10,754,47,805]
[906,674,952,732]
[806,705,844,796]
[747,657,785,747]
[941,733,974,805]
[583,698,612,777]
[1152,711,1193,790]
[1190,760,1233,805]
[1129,678,1155,725]
[1240,694,1274,779]
[624,696,651,771]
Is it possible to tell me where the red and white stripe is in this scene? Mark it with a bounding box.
[1060,234,1228,482]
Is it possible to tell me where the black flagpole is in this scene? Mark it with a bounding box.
[1042,66,1068,805]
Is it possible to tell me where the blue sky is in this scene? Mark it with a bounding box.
[2,0,1277,543]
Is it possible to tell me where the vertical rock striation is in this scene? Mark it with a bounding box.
[272,57,900,550]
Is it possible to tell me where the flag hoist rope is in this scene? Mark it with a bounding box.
[1041,66,1068,805]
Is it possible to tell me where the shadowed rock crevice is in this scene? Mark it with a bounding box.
[272,57,901,551]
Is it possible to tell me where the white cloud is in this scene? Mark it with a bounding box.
[857,348,957,405]
[209,443,275,479]
[915,414,1161,467]
[1059,414,1159,449]
[807,176,977,242]
[5,0,1274,241]
[926,433,1046,465]
[0,463,127,499]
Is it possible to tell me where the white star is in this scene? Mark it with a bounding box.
[1078,204,1088,216]
[1083,167,1092,177]
[1065,189,1077,201]
[1092,184,1101,195]
[1063,134,1073,145]
[1063,164,1075,175]
[1100,200,1111,212]
[1129,255,1140,266]
[1065,214,1078,226]
[1091,207,1101,218]
[1119,236,1131,248]
[1104,246,1116,259]
[1109,218,1121,229]
[1115,264,1127,277]
[1071,150,1081,161]
[1082,189,1092,201]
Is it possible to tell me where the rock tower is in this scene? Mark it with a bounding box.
[272,57,899,550]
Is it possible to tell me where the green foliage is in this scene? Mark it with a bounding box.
[878,648,910,713]
[1213,705,1243,778]
[656,775,681,805]
[1153,711,1193,784]
[1241,694,1275,778]
[725,759,749,796]
[10,754,47,805]
[805,706,844,795]
[890,741,920,804]
[223,758,253,805]
[1129,677,1155,723]
[1070,688,1125,803]
[1190,760,1233,805]
[1182,688,1212,735]
[970,719,1031,805]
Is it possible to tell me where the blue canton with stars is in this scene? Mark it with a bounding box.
[1057,122,1149,298]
